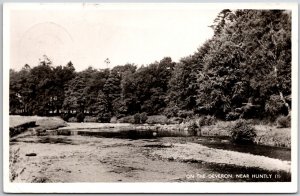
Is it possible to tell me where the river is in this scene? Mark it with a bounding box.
[10,123,291,182]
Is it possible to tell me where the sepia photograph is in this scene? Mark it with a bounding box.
[3,3,298,193]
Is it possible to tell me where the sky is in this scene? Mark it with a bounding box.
[10,4,221,71]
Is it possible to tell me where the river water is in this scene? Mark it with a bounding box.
[10,124,291,182]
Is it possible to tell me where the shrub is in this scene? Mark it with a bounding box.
[198,115,216,126]
[178,110,194,118]
[163,106,179,118]
[168,117,183,124]
[83,116,98,122]
[97,112,111,123]
[76,113,85,122]
[133,113,141,124]
[68,117,77,122]
[140,112,148,124]
[276,115,291,128]
[187,120,200,136]
[229,119,256,144]
[60,113,71,121]
[118,116,134,123]
[265,95,288,119]
[225,112,240,121]
[146,115,168,124]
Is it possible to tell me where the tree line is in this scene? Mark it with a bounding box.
[10,9,291,122]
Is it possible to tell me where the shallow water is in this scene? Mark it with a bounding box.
[160,136,291,161]
[56,126,291,161]
[11,134,291,182]
[10,122,291,182]
[195,137,291,161]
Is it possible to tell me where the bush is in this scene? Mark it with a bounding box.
[198,115,216,126]
[276,115,291,128]
[229,119,256,144]
[68,117,77,122]
[225,112,240,121]
[60,113,71,121]
[83,116,98,122]
[140,112,148,124]
[146,115,168,124]
[163,106,179,118]
[178,110,194,118]
[118,116,134,123]
[265,95,288,119]
[76,113,85,122]
[187,120,200,136]
[97,112,111,123]
[133,113,141,124]
[168,117,184,124]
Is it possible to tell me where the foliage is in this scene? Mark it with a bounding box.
[276,115,291,128]
[140,112,148,124]
[196,10,291,119]
[133,113,141,124]
[68,117,77,122]
[60,113,71,122]
[95,91,111,123]
[187,120,200,136]
[146,115,168,125]
[168,117,184,124]
[163,105,179,118]
[198,115,216,126]
[177,110,194,118]
[9,10,291,122]
[265,95,288,119]
[76,112,85,122]
[97,113,111,123]
[84,116,98,123]
[225,112,240,121]
[118,116,134,124]
[229,120,257,144]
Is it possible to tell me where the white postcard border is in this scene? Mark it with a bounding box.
[3,2,298,193]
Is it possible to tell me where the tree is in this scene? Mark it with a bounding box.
[95,91,111,122]
[196,10,291,119]
[122,57,175,115]
[165,41,210,115]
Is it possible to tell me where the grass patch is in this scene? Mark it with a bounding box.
[200,120,290,148]
[118,115,169,124]
[254,125,291,148]
[146,115,168,124]
[276,115,291,128]
[9,147,21,182]
[200,121,233,137]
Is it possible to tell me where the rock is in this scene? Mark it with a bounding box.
[26,153,37,156]
[168,157,175,161]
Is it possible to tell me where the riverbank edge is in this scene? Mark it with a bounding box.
[149,142,291,174]
[9,115,291,148]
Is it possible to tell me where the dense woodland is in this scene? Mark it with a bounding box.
[10,10,291,122]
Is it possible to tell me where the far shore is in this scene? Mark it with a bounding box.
[9,115,291,182]
[9,115,291,148]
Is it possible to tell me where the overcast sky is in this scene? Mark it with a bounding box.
[10,4,221,71]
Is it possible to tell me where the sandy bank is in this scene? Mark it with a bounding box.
[10,116,67,139]
[151,142,291,173]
